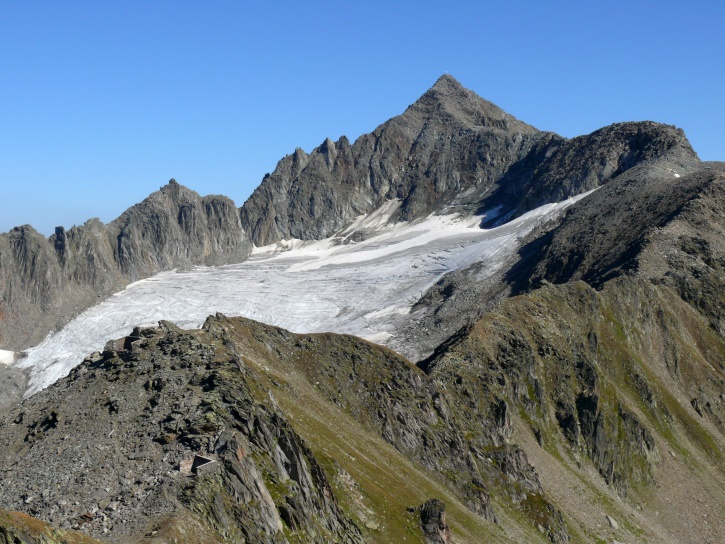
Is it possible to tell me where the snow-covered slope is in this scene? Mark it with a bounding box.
[14,194,592,396]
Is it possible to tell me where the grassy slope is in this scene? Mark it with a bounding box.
[430,279,724,544]
[215,317,540,544]
[0,509,103,544]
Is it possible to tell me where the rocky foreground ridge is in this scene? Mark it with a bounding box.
[0,75,699,353]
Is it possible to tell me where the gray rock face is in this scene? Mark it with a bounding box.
[111,180,252,281]
[416,499,452,544]
[481,120,698,224]
[240,75,539,246]
[0,364,26,415]
[0,180,251,351]
[240,75,698,247]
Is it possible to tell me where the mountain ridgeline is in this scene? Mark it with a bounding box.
[0,182,251,351]
[0,75,698,352]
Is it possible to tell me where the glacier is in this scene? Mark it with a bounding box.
[14,193,592,396]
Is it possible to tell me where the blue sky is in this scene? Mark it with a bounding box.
[1,1,723,235]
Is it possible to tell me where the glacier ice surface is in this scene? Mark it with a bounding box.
[15,193,593,396]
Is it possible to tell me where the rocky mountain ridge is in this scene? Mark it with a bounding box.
[239,76,697,245]
[0,268,722,542]
[0,181,251,352]
[0,75,700,354]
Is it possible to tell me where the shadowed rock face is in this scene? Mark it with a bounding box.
[505,169,724,294]
[0,181,252,351]
[479,120,699,224]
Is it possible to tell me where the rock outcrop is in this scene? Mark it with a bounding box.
[415,499,451,544]
[0,320,363,543]
[0,181,251,351]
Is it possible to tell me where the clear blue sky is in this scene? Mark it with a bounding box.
[1,1,723,235]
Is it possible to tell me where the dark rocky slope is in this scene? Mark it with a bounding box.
[422,277,724,544]
[0,320,363,544]
[0,181,251,351]
[507,168,724,294]
[479,120,698,224]
[406,159,717,355]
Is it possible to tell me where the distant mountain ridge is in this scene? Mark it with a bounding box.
[0,182,251,351]
[0,75,700,352]
[239,75,696,244]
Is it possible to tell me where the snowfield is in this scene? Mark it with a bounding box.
[15,194,592,396]
[0,350,15,366]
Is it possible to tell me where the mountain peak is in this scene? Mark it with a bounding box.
[430,73,465,92]
[418,74,471,106]
[408,75,538,134]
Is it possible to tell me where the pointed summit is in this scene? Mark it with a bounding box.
[430,73,466,92]
[408,75,537,134]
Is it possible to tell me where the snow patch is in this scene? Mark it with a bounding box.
[0,349,15,366]
[340,199,403,234]
[364,305,408,320]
